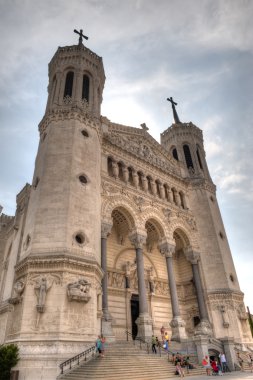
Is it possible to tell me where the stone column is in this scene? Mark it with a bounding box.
[74,69,82,104]
[194,335,209,364]
[111,161,119,179]
[174,189,180,206]
[159,241,187,341]
[101,221,115,341]
[182,192,188,210]
[141,175,148,192]
[150,179,157,196]
[167,186,173,203]
[132,169,138,188]
[220,337,237,372]
[122,165,129,184]
[129,230,152,340]
[184,247,212,336]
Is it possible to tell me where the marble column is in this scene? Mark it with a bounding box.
[129,231,152,340]
[184,247,212,336]
[159,241,187,341]
[101,221,115,341]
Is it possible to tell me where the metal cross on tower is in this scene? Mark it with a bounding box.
[167,97,181,124]
[74,29,89,46]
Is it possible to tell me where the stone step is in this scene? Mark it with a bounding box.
[58,340,206,380]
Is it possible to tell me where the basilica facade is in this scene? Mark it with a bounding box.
[0,35,252,379]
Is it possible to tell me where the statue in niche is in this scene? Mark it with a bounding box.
[220,305,230,328]
[67,279,91,302]
[35,277,52,313]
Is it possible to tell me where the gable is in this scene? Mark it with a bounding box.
[103,123,181,177]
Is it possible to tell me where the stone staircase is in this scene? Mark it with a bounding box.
[58,341,206,380]
[235,350,253,372]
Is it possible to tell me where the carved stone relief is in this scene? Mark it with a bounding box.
[67,279,91,302]
[9,279,26,305]
[28,273,61,314]
[105,132,180,176]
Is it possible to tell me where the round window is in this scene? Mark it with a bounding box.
[75,233,85,245]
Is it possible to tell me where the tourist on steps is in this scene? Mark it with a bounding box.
[151,335,157,354]
[95,336,102,357]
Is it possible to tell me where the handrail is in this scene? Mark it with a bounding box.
[59,344,96,375]
[125,330,177,358]
[125,330,150,354]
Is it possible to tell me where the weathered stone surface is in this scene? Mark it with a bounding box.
[0,35,252,380]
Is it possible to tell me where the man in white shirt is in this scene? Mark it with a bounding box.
[219,352,229,372]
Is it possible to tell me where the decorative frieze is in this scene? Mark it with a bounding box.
[105,132,180,177]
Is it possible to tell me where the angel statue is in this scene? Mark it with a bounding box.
[34,277,52,313]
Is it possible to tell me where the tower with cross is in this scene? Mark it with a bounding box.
[167,97,181,124]
[0,29,251,380]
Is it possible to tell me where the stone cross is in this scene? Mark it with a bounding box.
[167,97,181,124]
[74,29,89,46]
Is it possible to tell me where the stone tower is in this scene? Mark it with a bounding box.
[161,103,247,344]
[1,35,105,379]
[0,36,252,380]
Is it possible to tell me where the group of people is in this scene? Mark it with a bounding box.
[173,353,197,377]
[95,335,106,357]
[151,326,170,354]
[202,352,230,376]
[95,327,253,375]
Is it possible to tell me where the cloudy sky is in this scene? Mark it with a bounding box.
[0,0,253,313]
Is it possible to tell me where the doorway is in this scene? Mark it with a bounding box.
[131,294,139,339]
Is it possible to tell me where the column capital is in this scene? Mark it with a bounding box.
[101,220,113,239]
[129,230,147,249]
[184,246,200,264]
[158,240,176,258]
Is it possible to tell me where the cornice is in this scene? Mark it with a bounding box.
[14,253,103,279]
[161,122,203,142]
[38,107,101,138]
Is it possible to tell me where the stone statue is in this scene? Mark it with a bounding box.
[9,279,25,304]
[67,279,91,302]
[34,277,51,313]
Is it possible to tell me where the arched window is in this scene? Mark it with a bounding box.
[82,75,90,102]
[64,71,74,98]
[128,167,134,186]
[147,177,152,194]
[183,144,194,169]
[107,157,114,177]
[172,148,178,161]
[196,147,203,170]
[137,172,143,190]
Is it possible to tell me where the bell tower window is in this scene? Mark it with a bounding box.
[64,71,74,98]
[172,147,178,160]
[82,75,90,102]
[183,144,194,169]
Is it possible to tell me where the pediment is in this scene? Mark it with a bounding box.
[103,123,180,177]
